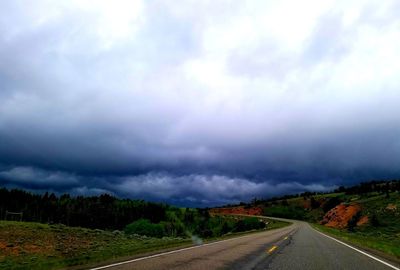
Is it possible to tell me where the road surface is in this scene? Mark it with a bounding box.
[91,220,399,270]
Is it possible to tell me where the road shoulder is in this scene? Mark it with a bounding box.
[310,223,400,269]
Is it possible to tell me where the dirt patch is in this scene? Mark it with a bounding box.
[0,240,21,257]
[302,200,311,210]
[356,215,369,226]
[0,223,92,259]
[320,203,361,229]
[386,204,397,211]
[209,206,263,216]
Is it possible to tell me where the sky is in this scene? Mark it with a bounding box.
[1,0,400,206]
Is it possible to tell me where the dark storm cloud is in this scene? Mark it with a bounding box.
[1,0,400,206]
[0,166,336,206]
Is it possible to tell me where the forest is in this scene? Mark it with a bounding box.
[0,188,265,238]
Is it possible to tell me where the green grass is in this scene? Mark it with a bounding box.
[0,221,190,270]
[313,192,400,259]
[310,192,400,260]
[262,191,400,261]
[315,192,345,199]
[312,223,400,260]
[201,218,289,243]
[263,205,308,220]
[0,218,290,270]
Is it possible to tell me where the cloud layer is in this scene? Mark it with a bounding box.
[0,166,335,206]
[1,0,400,205]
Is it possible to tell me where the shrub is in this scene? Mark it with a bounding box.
[124,219,164,238]
[234,217,265,232]
[322,197,341,213]
[371,214,380,227]
[263,205,307,220]
[310,197,320,209]
[347,212,361,232]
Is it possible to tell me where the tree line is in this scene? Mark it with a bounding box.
[0,188,166,230]
[247,180,400,207]
[0,188,266,238]
[334,180,400,195]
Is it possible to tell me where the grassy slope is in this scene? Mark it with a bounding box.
[314,192,400,260]
[0,218,289,270]
[312,223,400,260]
[263,191,400,260]
[0,221,189,270]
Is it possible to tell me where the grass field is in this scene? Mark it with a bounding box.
[313,224,400,260]
[0,221,189,270]
[0,218,289,270]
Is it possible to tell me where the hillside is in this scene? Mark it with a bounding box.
[209,205,263,216]
[210,180,400,259]
[1,181,399,268]
[0,220,189,270]
[0,187,290,270]
[0,217,289,270]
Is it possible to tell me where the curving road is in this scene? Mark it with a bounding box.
[90,219,399,270]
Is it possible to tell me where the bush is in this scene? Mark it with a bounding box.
[371,214,380,227]
[310,197,320,209]
[347,212,361,232]
[234,217,265,232]
[124,219,164,238]
[263,205,307,220]
[322,197,341,213]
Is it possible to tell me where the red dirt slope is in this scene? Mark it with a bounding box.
[209,206,263,216]
[356,215,369,226]
[320,203,361,229]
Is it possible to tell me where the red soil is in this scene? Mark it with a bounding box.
[302,200,311,210]
[209,206,263,216]
[356,215,369,226]
[320,203,361,229]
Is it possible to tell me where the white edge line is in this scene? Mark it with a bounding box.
[312,226,400,270]
[89,229,285,270]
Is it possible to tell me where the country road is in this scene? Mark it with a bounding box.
[91,220,399,270]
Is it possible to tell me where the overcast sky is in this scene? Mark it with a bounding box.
[1,0,400,206]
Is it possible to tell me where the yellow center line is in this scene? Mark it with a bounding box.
[267,245,278,253]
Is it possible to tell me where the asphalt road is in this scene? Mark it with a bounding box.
[91,220,399,270]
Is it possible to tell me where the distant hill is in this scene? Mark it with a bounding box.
[209,180,400,259]
[210,180,400,229]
